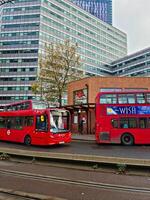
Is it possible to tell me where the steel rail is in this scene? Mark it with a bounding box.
[0,169,150,194]
[0,189,62,200]
[0,183,65,200]
[0,192,36,200]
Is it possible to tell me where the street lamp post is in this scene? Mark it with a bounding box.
[85,84,89,134]
[85,84,89,104]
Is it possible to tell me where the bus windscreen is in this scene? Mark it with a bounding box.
[50,110,69,133]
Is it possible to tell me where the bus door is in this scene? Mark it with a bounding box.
[110,118,121,143]
[137,117,150,143]
[34,114,48,143]
[5,117,24,142]
[0,116,7,140]
[97,116,111,143]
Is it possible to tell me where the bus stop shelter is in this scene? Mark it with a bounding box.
[64,103,95,135]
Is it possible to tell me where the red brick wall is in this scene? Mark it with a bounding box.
[67,77,150,104]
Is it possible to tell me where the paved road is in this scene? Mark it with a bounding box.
[0,161,150,200]
[0,140,150,159]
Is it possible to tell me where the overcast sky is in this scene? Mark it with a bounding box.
[113,0,150,55]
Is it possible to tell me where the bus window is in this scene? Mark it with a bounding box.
[24,116,34,126]
[148,118,150,128]
[147,93,150,103]
[0,117,6,128]
[137,93,146,104]
[120,118,128,128]
[12,106,16,111]
[32,102,48,109]
[139,118,147,128]
[127,94,135,104]
[118,94,127,104]
[100,95,107,104]
[100,94,117,104]
[36,115,48,131]
[15,117,23,130]
[111,119,118,128]
[128,118,137,128]
[23,102,30,110]
[108,94,117,104]
[17,105,21,110]
[6,118,12,129]
[50,110,70,132]
[6,117,23,130]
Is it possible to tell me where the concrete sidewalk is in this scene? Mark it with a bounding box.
[72,134,95,141]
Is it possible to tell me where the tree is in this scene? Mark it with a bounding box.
[32,40,83,106]
[31,82,41,99]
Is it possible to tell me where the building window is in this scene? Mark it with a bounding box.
[136,93,146,104]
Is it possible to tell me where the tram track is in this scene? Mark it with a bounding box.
[0,168,150,195]
[0,187,64,200]
[0,191,40,200]
[0,192,34,200]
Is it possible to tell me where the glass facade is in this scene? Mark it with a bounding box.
[0,0,127,105]
[0,0,40,104]
[39,0,127,75]
[111,48,150,77]
[71,0,112,25]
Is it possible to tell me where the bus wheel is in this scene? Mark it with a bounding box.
[24,135,31,146]
[121,133,134,146]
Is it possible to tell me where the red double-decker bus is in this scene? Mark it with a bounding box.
[0,103,71,146]
[95,91,150,145]
[3,100,49,111]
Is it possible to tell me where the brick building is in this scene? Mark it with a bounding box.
[66,77,150,134]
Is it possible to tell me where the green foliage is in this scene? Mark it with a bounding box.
[31,82,40,95]
[117,164,127,174]
[0,153,10,160]
[32,40,83,106]
[92,164,99,169]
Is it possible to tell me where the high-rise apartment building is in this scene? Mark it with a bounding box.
[0,0,127,105]
[71,0,112,25]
